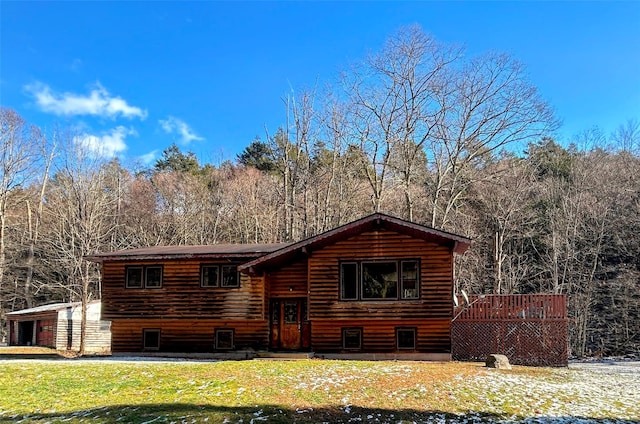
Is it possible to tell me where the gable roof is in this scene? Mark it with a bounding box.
[238,213,472,273]
[85,243,290,264]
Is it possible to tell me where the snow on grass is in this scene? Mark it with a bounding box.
[0,359,638,423]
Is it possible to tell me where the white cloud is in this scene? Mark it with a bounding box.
[158,116,204,144]
[74,126,135,158]
[25,81,147,120]
[139,150,159,166]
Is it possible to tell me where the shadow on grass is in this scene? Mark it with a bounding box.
[0,403,632,424]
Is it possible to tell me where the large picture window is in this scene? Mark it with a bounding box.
[339,260,419,301]
[126,265,163,289]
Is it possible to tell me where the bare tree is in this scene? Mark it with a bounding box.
[0,108,43,340]
[43,132,118,354]
[428,52,557,229]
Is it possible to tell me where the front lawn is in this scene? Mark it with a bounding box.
[0,359,637,423]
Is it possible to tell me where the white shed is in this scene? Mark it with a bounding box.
[6,300,111,354]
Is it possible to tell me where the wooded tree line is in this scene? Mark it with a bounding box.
[1,26,638,356]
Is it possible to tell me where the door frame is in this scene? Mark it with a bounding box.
[269,298,309,351]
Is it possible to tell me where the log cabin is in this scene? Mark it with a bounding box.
[86,213,471,359]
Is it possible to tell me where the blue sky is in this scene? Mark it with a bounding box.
[1,1,639,167]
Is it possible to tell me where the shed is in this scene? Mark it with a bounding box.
[6,300,111,354]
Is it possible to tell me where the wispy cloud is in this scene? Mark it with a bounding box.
[25,82,147,120]
[70,58,83,72]
[139,150,159,166]
[74,126,135,158]
[159,116,204,144]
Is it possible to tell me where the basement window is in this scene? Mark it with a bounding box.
[342,328,362,350]
[143,329,160,350]
[215,328,234,350]
[396,328,416,350]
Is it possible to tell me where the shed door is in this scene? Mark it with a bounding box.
[36,320,55,347]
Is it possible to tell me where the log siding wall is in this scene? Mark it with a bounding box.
[101,229,457,354]
[102,260,265,320]
[307,229,454,353]
[102,259,269,352]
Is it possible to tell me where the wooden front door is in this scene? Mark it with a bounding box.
[270,299,306,350]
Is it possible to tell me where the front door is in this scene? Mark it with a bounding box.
[270,299,305,350]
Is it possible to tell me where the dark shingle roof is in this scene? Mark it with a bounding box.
[85,243,290,263]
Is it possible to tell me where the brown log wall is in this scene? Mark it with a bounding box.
[101,260,265,320]
[110,319,269,352]
[266,258,308,299]
[101,229,457,354]
[307,229,454,353]
[312,319,451,353]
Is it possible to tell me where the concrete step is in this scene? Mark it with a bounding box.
[254,351,314,360]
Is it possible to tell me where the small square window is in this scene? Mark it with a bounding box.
[397,328,416,350]
[201,265,219,287]
[145,266,163,288]
[215,329,234,350]
[221,266,239,287]
[143,329,160,350]
[126,267,143,288]
[342,328,362,350]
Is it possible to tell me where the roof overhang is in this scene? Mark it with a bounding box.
[239,213,472,274]
[85,243,291,264]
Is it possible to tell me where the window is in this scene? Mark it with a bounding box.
[215,328,234,350]
[342,328,362,350]
[143,329,160,350]
[221,265,239,287]
[340,262,358,299]
[145,266,163,288]
[340,260,419,301]
[201,265,219,287]
[126,265,163,288]
[396,328,416,350]
[401,261,419,299]
[362,261,398,299]
[126,267,143,288]
[200,265,239,288]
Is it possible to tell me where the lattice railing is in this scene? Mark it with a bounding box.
[452,294,568,367]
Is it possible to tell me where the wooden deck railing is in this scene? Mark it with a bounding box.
[454,294,567,321]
